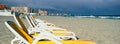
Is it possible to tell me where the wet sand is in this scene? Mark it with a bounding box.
[0,16,120,44]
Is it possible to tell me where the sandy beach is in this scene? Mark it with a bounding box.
[0,16,120,44]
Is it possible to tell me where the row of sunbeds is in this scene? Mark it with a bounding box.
[5,13,96,44]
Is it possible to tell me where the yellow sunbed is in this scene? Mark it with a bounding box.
[5,21,96,44]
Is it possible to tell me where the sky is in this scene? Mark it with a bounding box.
[0,0,120,15]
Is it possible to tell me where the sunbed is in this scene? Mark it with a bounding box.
[5,21,96,44]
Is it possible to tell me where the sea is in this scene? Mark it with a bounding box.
[64,15,120,20]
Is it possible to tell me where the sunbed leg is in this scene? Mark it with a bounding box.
[74,37,77,40]
[11,37,19,44]
[19,40,23,44]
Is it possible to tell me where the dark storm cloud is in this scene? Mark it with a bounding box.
[0,0,120,14]
[0,0,120,8]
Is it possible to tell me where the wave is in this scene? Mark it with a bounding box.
[74,15,120,20]
[74,15,95,18]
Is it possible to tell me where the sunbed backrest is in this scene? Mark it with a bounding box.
[26,15,35,27]
[31,15,36,23]
[32,15,37,20]
[28,15,36,27]
[5,21,33,43]
[29,15,36,26]
[13,13,28,33]
[31,15,38,24]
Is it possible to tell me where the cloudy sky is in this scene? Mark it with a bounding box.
[0,0,120,15]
